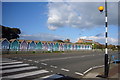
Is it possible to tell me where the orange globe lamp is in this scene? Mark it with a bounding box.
[98,6,104,12]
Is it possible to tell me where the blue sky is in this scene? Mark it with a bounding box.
[2,2,118,45]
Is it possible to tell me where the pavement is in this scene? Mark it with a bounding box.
[83,63,120,80]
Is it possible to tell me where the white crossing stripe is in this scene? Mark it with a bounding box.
[40,74,54,79]
[40,74,63,79]
[0,61,23,66]
[0,64,29,69]
[41,63,47,66]
[61,68,70,72]
[75,72,84,76]
[1,66,38,74]
[3,70,49,79]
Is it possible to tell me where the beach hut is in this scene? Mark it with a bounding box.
[63,43,67,51]
[9,39,19,51]
[35,41,42,50]
[55,42,58,51]
[50,42,54,51]
[20,40,28,51]
[0,38,10,51]
[27,40,36,51]
[59,43,63,51]
[41,41,48,51]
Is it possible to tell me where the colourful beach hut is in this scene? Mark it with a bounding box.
[9,39,19,51]
[0,38,10,51]
[35,41,42,50]
[28,40,36,51]
[54,42,59,51]
[41,41,48,51]
[20,40,28,51]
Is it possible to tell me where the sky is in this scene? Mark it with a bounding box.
[2,1,119,45]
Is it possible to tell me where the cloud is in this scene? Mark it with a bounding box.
[20,33,64,41]
[47,2,118,30]
[78,36,118,45]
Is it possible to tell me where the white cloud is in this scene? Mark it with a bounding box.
[47,2,118,30]
[20,33,64,41]
[78,36,118,45]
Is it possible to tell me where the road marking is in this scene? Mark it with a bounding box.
[24,59,26,60]
[1,66,38,74]
[75,72,84,76]
[40,74,55,79]
[83,65,104,75]
[40,67,42,68]
[83,68,93,74]
[0,61,23,66]
[61,68,70,72]
[92,65,104,69]
[40,74,63,79]
[81,56,85,57]
[0,64,29,69]
[34,61,39,63]
[50,65,57,68]
[40,55,93,61]
[28,60,32,61]
[50,70,53,72]
[3,70,49,79]
[12,60,17,61]
[41,63,47,66]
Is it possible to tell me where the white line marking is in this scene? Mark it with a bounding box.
[41,63,47,66]
[61,68,70,72]
[40,67,42,68]
[12,60,17,61]
[83,68,93,74]
[40,55,92,61]
[50,70,53,72]
[34,61,39,63]
[3,70,49,79]
[75,72,84,76]
[81,56,85,57]
[28,60,32,61]
[40,74,54,79]
[50,65,57,68]
[40,74,63,79]
[0,61,23,66]
[83,65,104,75]
[92,65,104,69]
[1,66,38,74]
[0,64,29,69]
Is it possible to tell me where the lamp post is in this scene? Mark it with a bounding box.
[97,0,109,78]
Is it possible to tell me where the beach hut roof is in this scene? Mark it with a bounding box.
[0,38,7,42]
[0,38,10,44]
[26,40,33,43]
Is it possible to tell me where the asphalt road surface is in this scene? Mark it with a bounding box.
[1,50,118,80]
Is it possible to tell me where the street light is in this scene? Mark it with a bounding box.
[97,0,109,78]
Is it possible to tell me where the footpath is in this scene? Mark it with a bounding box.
[82,63,120,80]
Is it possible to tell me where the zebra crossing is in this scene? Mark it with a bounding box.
[0,59,55,80]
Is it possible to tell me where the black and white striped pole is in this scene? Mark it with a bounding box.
[97,0,109,78]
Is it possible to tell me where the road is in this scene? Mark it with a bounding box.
[1,50,117,80]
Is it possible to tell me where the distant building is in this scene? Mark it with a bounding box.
[64,39,70,43]
[77,39,93,43]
